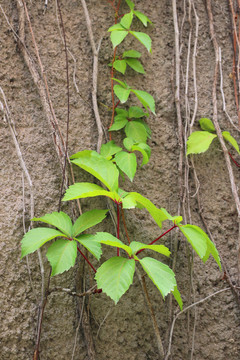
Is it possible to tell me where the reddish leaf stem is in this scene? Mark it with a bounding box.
[121,204,131,245]
[136,225,177,255]
[228,151,240,167]
[77,246,96,273]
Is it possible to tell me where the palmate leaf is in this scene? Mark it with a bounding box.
[122,192,168,228]
[72,209,108,237]
[130,241,170,257]
[187,131,217,155]
[114,85,131,103]
[21,228,67,258]
[131,89,155,114]
[179,224,221,269]
[110,30,128,48]
[100,141,122,159]
[222,131,240,154]
[120,11,133,29]
[129,31,152,52]
[70,150,119,191]
[63,182,119,202]
[139,257,182,309]
[125,121,148,143]
[46,238,77,276]
[114,151,137,182]
[75,234,102,260]
[32,211,72,237]
[94,232,132,256]
[95,257,135,304]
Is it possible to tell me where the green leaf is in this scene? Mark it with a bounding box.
[123,137,135,151]
[126,59,145,74]
[112,78,129,88]
[32,211,72,237]
[133,10,152,27]
[70,150,119,191]
[160,208,183,225]
[186,131,217,155]
[132,143,151,165]
[136,119,151,136]
[108,23,125,32]
[113,59,127,74]
[95,257,135,304]
[72,209,108,237]
[199,118,215,132]
[63,182,119,202]
[109,118,128,131]
[125,0,135,10]
[21,228,66,258]
[110,30,128,48]
[130,241,170,257]
[172,286,183,310]
[129,31,152,52]
[122,50,141,58]
[116,108,128,116]
[100,141,122,158]
[94,232,132,256]
[120,11,133,29]
[131,89,155,114]
[46,239,77,276]
[128,106,146,118]
[115,151,137,181]
[222,131,240,154]
[123,192,168,228]
[125,121,148,143]
[75,234,102,260]
[114,85,131,103]
[179,225,221,269]
[139,257,177,298]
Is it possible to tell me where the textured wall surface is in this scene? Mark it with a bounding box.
[0,1,240,359]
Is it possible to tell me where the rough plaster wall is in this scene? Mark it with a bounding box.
[0,0,239,359]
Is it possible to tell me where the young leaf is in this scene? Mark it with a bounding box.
[63,182,119,202]
[128,106,146,118]
[115,151,137,181]
[94,232,132,256]
[116,108,129,116]
[179,225,221,269]
[122,49,141,58]
[122,192,168,228]
[129,31,152,52]
[125,0,135,10]
[72,209,108,237]
[110,30,128,48]
[75,234,102,260]
[112,78,129,89]
[114,85,131,103]
[172,286,183,310]
[131,89,155,114]
[139,257,177,299]
[130,241,170,257]
[32,211,72,237]
[108,23,125,32]
[125,121,148,143]
[21,228,66,258]
[126,58,145,74]
[133,10,152,27]
[123,137,135,151]
[199,118,215,132]
[46,239,77,276]
[186,131,217,155]
[70,150,119,191]
[120,11,133,29]
[113,59,127,74]
[95,257,135,304]
[132,143,151,165]
[100,141,122,159]
[222,131,240,154]
[109,118,128,131]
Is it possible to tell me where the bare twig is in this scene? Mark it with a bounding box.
[96,308,112,338]
[165,287,232,360]
[80,0,103,153]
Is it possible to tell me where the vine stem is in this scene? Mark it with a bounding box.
[136,225,177,255]
[77,247,96,273]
